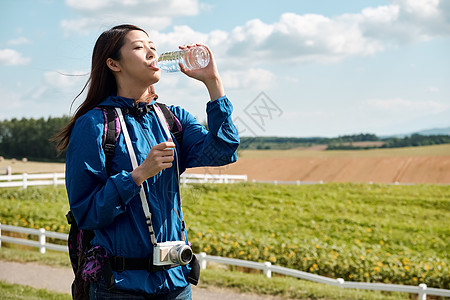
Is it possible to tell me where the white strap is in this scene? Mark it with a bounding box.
[153,104,172,140]
[115,108,157,246]
[153,104,186,242]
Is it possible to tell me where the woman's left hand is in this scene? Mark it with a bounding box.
[179,43,225,101]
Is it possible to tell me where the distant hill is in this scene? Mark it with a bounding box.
[414,126,450,136]
[240,130,450,151]
[382,126,450,138]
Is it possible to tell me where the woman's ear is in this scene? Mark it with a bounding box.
[106,58,121,72]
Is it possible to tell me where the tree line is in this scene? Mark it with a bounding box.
[241,133,450,150]
[0,117,449,162]
[0,116,70,162]
[326,133,450,150]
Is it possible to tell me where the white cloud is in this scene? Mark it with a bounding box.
[221,68,275,90]
[7,37,31,46]
[66,0,198,16]
[426,86,440,93]
[151,26,211,50]
[62,0,200,35]
[364,98,449,114]
[0,85,24,119]
[43,71,87,91]
[393,0,440,18]
[223,0,449,65]
[0,49,31,65]
[61,0,450,66]
[61,16,172,36]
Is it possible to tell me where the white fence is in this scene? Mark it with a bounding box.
[181,173,247,185]
[0,173,247,188]
[0,223,68,254]
[1,224,449,299]
[0,173,65,188]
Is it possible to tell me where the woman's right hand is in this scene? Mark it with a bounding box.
[131,139,175,186]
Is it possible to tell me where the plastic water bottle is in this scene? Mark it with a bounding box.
[157,45,210,72]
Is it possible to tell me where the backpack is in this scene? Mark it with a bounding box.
[66,103,184,300]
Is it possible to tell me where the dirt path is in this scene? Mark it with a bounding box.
[0,260,283,300]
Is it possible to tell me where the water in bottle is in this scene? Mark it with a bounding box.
[157,45,210,72]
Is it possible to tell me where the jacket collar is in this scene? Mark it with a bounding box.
[98,95,157,108]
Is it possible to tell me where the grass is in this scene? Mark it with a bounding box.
[0,182,449,297]
[0,281,71,300]
[183,183,449,288]
[200,266,410,299]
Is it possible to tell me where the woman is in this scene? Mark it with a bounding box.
[55,24,239,299]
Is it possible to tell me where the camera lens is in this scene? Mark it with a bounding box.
[170,245,193,265]
[180,247,193,263]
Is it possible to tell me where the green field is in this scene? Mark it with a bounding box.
[0,183,449,290]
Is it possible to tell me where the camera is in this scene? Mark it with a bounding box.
[153,241,193,266]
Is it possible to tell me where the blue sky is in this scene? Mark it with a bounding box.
[1,0,449,137]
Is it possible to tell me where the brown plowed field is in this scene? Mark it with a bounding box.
[187,144,450,184]
[1,144,449,184]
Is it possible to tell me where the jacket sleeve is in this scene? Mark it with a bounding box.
[171,96,240,171]
[65,111,141,230]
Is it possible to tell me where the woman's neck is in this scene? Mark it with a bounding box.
[117,87,148,101]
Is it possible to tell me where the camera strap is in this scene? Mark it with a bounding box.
[116,107,158,246]
[116,106,187,245]
[153,103,187,242]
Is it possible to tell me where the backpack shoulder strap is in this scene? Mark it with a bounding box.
[102,107,119,175]
[155,103,183,148]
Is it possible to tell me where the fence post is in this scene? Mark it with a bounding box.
[39,228,46,254]
[23,173,28,189]
[199,252,207,270]
[337,278,345,287]
[7,166,12,180]
[53,173,58,187]
[264,262,272,278]
[418,283,427,300]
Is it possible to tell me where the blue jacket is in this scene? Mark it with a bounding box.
[65,95,239,294]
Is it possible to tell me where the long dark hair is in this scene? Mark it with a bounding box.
[54,24,148,151]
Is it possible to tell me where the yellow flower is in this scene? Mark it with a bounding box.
[404,266,410,271]
[413,277,418,282]
[379,240,384,245]
[377,262,383,267]
[425,264,430,270]
[364,272,370,277]
[366,228,372,233]
[360,255,365,260]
